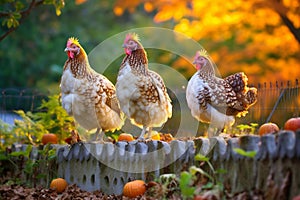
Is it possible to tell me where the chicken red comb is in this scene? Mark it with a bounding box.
[124,33,140,43]
[67,37,80,47]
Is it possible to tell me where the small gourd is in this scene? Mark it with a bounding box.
[42,133,58,145]
[284,117,300,132]
[123,180,146,198]
[50,178,68,193]
[118,133,134,142]
[258,122,279,136]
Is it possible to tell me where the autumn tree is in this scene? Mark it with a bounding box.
[113,0,300,83]
[0,0,66,42]
[0,1,155,88]
[0,0,88,42]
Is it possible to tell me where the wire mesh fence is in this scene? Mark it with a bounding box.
[0,88,48,112]
[237,79,299,127]
[0,88,49,124]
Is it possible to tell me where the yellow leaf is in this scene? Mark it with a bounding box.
[56,8,61,16]
[154,9,174,23]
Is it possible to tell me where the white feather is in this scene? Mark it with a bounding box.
[60,66,123,132]
[186,72,234,130]
[116,62,172,129]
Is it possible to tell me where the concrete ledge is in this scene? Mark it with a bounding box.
[9,130,300,197]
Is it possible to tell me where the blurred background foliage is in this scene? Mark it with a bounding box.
[113,0,300,83]
[0,0,157,92]
[0,0,299,92]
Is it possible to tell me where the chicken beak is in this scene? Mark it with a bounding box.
[122,44,126,48]
[64,47,69,52]
[192,60,196,64]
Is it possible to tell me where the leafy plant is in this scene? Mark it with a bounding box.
[237,123,258,134]
[230,123,259,136]
[179,171,195,199]
[0,95,76,147]
[0,120,15,151]
[233,148,257,158]
[35,144,57,187]
[0,0,66,41]
[0,144,57,187]
[13,110,48,145]
[178,154,225,199]
[146,174,180,200]
[29,95,76,143]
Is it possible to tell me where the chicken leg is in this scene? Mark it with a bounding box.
[138,126,153,140]
[93,128,105,143]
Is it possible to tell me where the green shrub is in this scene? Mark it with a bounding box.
[0,94,75,148]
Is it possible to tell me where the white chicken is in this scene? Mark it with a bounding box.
[186,50,257,135]
[116,33,172,139]
[60,37,124,142]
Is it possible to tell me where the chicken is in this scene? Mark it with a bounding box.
[186,49,257,135]
[116,33,172,139]
[60,37,124,142]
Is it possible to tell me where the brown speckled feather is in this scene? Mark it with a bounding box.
[120,49,163,104]
[95,76,122,117]
[197,61,257,117]
[65,57,122,117]
[224,72,247,93]
[120,49,148,76]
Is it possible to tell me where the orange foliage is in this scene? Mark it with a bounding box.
[144,2,154,12]
[113,6,124,16]
[114,0,141,13]
[75,0,87,5]
[114,0,300,83]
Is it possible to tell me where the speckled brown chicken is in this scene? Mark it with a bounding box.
[60,37,124,142]
[116,33,172,139]
[186,50,257,134]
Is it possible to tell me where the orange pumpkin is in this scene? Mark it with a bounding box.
[118,133,134,142]
[123,180,146,198]
[50,178,68,193]
[284,117,300,132]
[258,122,279,136]
[42,133,58,145]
